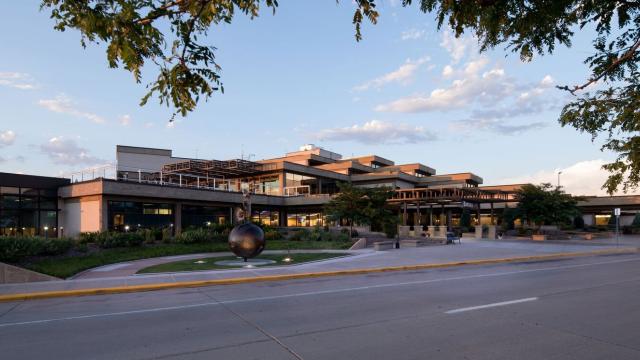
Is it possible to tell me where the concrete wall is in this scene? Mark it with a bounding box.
[61,196,103,238]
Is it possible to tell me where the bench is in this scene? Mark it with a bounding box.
[446,232,461,245]
[400,239,427,247]
[373,241,394,251]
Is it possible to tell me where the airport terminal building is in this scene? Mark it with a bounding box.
[2,144,640,238]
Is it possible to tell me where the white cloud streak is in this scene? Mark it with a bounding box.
[0,72,37,90]
[353,57,430,92]
[39,136,105,166]
[314,120,436,145]
[401,28,426,41]
[38,94,105,124]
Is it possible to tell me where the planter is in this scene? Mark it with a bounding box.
[532,234,547,241]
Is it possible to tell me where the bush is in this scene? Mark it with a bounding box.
[383,221,397,239]
[96,232,144,249]
[286,228,350,242]
[264,230,282,241]
[573,215,585,229]
[0,236,73,263]
[78,232,100,244]
[174,228,210,244]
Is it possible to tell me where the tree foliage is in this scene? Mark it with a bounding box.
[514,183,582,227]
[40,0,380,118]
[324,182,394,236]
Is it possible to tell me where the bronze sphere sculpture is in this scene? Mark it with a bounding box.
[228,223,265,261]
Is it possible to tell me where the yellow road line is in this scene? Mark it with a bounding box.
[0,248,636,303]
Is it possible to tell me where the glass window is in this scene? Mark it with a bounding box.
[181,205,231,229]
[108,201,174,231]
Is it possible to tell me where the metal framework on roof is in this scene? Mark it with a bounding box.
[162,159,264,178]
[388,187,516,204]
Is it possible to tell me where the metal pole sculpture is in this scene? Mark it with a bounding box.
[228,182,265,262]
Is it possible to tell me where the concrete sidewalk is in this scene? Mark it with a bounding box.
[1,239,636,298]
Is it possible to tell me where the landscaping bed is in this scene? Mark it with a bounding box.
[1,225,356,279]
[137,252,350,274]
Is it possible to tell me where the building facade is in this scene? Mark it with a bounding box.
[1,144,639,238]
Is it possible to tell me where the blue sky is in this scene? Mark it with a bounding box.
[0,1,625,195]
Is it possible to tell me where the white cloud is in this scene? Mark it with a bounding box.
[353,56,430,92]
[540,75,555,87]
[0,72,37,90]
[450,118,547,135]
[442,65,454,77]
[119,114,132,126]
[0,130,16,147]
[38,94,105,124]
[375,65,514,113]
[496,159,638,196]
[39,136,105,166]
[401,28,426,41]
[440,32,477,64]
[314,120,436,144]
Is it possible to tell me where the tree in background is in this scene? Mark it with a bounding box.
[500,207,517,232]
[324,182,369,238]
[460,208,472,231]
[362,186,396,237]
[514,183,582,229]
[324,182,395,238]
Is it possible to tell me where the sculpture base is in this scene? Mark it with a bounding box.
[214,258,276,268]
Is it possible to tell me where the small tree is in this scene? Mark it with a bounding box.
[324,183,395,238]
[515,183,582,231]
[460,208,471,230]
[501,207,517,231]
[324,182,369,238]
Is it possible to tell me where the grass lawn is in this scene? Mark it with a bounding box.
[137,252,350,274]
[22,240,353,279]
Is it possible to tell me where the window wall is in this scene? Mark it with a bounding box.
[182,205,230,229]
[0,186,59,237]
[250,207,280,227]
[108,201,174,231]
[286,209,325,227]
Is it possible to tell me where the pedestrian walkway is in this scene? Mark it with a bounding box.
[1,238,636,298]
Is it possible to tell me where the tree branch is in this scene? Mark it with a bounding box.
[558,36,640,95]
[136,0,189,25]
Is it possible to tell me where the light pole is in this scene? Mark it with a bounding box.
[44,226,49,240]
[557,171,562,188]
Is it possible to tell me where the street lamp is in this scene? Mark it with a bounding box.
[44,226,49,240]
[124,225,130,232]
[557,171,562,188]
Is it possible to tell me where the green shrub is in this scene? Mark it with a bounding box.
[0,236,73,263]
[78,232,100,244]
[96,232,144,248]
[174,228,210,244]
[137,229,156,244]
[264,230,282,241]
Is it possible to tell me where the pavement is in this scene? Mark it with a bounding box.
[1,252,639,359]
[0,237,637,298]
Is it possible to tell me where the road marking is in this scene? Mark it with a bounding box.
[445,297,538,314]
[0,256,638,328]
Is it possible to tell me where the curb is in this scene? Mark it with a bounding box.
[1,248,636,303]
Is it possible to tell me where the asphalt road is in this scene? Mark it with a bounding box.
[1,253,640,359]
